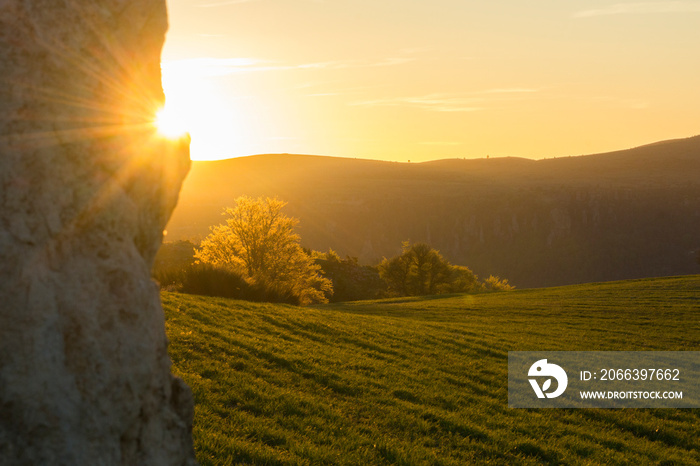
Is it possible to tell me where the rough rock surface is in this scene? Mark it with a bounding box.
[0,1,195,464]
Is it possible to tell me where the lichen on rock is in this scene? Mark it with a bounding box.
[0,1,196,464]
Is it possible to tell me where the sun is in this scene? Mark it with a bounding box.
[157,59,245,160]
[155,105,189,138]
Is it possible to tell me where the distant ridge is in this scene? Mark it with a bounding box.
[167,136,700,287]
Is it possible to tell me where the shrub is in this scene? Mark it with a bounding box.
[154,263,299,304]
[483,275,515,291]
[180,264,299,304]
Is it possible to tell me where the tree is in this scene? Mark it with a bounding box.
[313,249,387,302]
[378,241,478,296]
[195,196,332,305]
[448,265,480,293]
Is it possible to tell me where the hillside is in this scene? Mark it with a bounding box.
[163,275,700,465]
[166,136,700,288]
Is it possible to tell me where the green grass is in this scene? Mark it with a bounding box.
[163,275,700,465]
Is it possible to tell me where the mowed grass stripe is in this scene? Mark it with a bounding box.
[163,275,700,465]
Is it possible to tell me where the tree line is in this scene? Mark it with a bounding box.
[155,196,513,305]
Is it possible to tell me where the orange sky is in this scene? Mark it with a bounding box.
[161,0,700,162]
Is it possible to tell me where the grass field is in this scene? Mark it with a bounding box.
[162,276,700,465]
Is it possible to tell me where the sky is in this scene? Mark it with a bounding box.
[161,0,700,162]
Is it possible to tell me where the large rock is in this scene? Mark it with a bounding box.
[0,1,195,464]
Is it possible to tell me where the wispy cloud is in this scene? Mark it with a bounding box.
[351,94,483,113]
[197,0,325,7]
[574,1,700,18]
[197,0,254,7]
[161,56,414,78]
[419,141,464,146]
[161,57,262,77]
[628,100,650,110]
[297,82,375,98]
[296,57,415,70]
[552,93,651,110]
[350,88,538,113]
[476,88,539,95]
[596,96,651,109]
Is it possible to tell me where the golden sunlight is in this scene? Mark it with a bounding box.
[159,59,244,160]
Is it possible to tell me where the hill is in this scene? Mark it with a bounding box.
[163,275,700,465]
[166,136,700,288]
